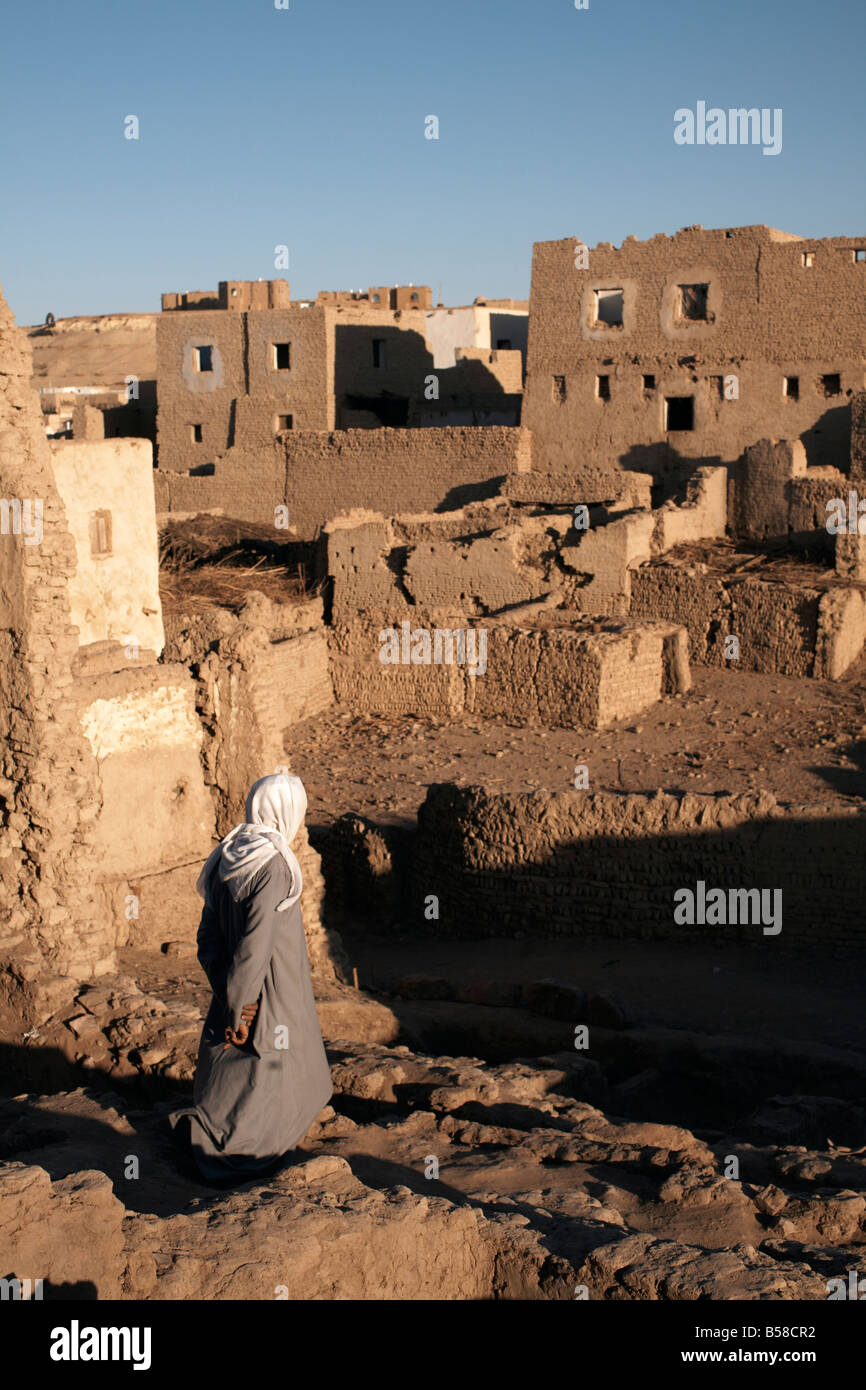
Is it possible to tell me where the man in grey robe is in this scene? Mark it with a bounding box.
[171,773,333,1182]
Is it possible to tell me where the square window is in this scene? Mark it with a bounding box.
[594,288,624,326]
[191,423,203,442]
[854,250,866,264]
[552,375,567,404]
[273,342,291,370]
[642,374,656,391]
[89,509,112,557]
[802,252,814,268]
[275,414,293,432]
[372,339,386,369]
[194,345,213,372]
[677,284,708,321]
[819,373,841,397]
[596,375,611,401]
[665,396,694,430]
[783,376,799,401]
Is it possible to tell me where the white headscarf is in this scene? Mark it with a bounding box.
[196,773,306,913]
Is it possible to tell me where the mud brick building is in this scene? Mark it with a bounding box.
[524,224,866,485]
[156,278,522,477]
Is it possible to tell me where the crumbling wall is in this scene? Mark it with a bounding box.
[653,466,727,551]
[833,392,866,578]
[851,391,866,482]
[172,596,345,980]
[560,512,655,616]
[630,562,866,678]
[732,438,842,546]
[415,784,866,950]
[325,477,723,625]
[75,664,215,882]
[328,610,689,730]
[0,286,110,997]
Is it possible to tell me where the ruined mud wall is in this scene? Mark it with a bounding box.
[326,471,726,626]
[525,226,866,480]
[415,784,866,950]
[630,564,866,679]
[852,392,866,482]
[155,426,530,536]
[329,610,689,730]
[0,286,110,993]
[731,437,851,548]
[164,594,346,980]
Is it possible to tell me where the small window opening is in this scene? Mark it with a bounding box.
[553,375,567,404]
[802,252,814,268]
[594,288,624,326]
[596,375,611,401]
[677,284,708,321]
[783,376,799,401]
[273,342,291,370]
[819,374,841,397]
[89,509,112,557]
[410,292,419,302]
[372,339,386,369]
[665,396,694,431]
[853,250,866,264]
[642,374,656,391]
[275,414,293,432]
[371,293,381,303]
[191,423,203,442]
[194,345,213,372]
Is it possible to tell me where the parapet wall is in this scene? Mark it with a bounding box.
[414,784,866,950]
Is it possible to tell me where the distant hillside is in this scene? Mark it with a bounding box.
[25,313,157,392]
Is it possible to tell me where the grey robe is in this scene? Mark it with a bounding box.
[179,852,332,1181]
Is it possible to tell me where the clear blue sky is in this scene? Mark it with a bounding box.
[1,0,864,325]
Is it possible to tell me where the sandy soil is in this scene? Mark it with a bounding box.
[289,662,866,831]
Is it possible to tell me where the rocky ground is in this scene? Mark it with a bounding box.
[1,942,864,1299]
